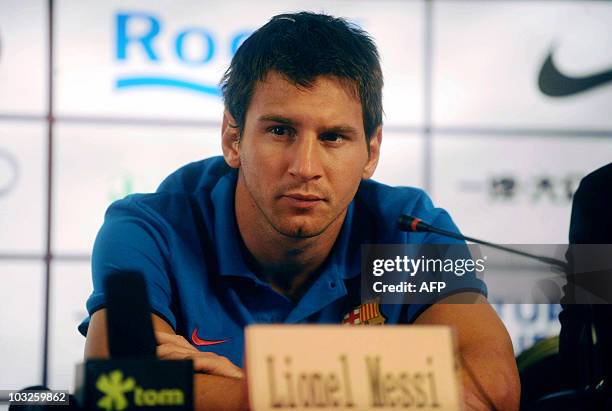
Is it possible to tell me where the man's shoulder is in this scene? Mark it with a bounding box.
[156,156,234,194]
[104,156,233,226]
[353,179,456,242]
[356,179,436,218]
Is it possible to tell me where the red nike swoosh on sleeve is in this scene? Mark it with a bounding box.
[191,328,228,346]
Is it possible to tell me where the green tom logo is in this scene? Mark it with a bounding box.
[96,370,185,410]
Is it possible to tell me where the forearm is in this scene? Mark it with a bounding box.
[413,295,520,411]
[458,341,520,411]
[194,373,249,411]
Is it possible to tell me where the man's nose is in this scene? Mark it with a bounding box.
[288,135,323,182]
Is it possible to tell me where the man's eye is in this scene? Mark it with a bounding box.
[268,126,288,136]
[321,133,343,143]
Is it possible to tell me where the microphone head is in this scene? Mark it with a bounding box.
[104,271,156,358]
[397,214,429,232]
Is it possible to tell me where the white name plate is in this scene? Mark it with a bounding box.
[245,325,461,411]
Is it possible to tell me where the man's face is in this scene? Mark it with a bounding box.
[227,71,381,239]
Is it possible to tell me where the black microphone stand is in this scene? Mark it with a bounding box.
[397,214,568,270]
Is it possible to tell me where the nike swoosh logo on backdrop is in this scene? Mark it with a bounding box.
[538,51,612,97]
[191,328,228,346]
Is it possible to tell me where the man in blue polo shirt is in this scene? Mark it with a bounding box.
[82,12,519,410]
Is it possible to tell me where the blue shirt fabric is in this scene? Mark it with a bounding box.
[79,156,486,367]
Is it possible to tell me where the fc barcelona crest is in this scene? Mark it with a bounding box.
[342,299,386,325]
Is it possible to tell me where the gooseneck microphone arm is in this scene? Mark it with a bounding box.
[397,214,568,271]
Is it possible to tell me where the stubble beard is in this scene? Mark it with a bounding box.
[240,170,345,240]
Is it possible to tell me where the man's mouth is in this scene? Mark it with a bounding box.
[282,193,325,208]
[285,193,323,201]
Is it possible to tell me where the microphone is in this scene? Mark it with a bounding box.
[397,214,568,270]
[74,271,193,410]
[105,271,156,358]
[398,214,572,411]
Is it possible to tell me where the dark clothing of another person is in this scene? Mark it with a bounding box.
[559,162,612,391]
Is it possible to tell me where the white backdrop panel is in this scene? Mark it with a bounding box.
[431,135,611,244]
[372,132,423,188]
[0,262,45,390]
[0,122,46,254]
[48,261,91,391]
[54,0,422,126]
[433,0,612,129]
[53,123,224,255]
[0,0,48,116]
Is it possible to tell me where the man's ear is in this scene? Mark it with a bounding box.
[362,127,382,179]
[221,110,241,169]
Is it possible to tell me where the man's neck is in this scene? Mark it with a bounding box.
[234,176,346,302]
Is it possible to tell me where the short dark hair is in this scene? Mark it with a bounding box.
[221,12,383,141]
